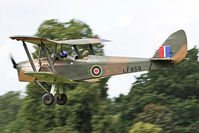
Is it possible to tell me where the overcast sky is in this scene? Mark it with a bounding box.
[0,0,199,97]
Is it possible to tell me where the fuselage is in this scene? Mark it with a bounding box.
[17,55,171,83]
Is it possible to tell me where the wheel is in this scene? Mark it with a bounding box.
[56,94,67,105]
[42,93,54,106]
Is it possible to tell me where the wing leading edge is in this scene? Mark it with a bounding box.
[10,35,110,46]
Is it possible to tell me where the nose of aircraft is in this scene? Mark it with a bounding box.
[10,56,35,82]
[18,61,36,82]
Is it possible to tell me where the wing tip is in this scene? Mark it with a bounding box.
[89,38,111,42]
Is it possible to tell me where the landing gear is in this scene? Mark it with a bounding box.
[56,94,68,105]
[38,82,68,106]
[42,93,54,106]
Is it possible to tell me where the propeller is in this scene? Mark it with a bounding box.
[10,55,17,69]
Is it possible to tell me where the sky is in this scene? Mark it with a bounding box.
[0,0,199,97]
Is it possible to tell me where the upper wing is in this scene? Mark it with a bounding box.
[24,72,76,84]
[10,35,110,46]
[10,35,59,46]
[57,38,110,45]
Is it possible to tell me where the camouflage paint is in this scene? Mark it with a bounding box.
[13,30,187,83]
[153,30,187,63]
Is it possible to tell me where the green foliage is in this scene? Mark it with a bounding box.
[135,104,173,132]
[18,19,111,133]
[20,82,56,132]
[115,47,199,132]
[3,18,199,133]
[169,98,199,129]
[50,126,78,133]
[2,112,25,133]
[129,122,162,133]
[35,19,94,40]
[0,91,22,132]
[54,82,112,133]
[33,19,103,59]
[19,81,112,132]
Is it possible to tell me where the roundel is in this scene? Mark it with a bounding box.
[90,65,103,77]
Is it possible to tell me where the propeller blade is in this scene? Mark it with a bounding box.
[10,55,17,69]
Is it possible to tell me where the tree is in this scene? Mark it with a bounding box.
[52,82,113,133]
[2,112,25,133]
[33,19,103,58]
[115,47,199,132]
[135,104,174,132]
[129,122,162,133]
[0,91,22,132]
[20,83,56,132]
[20,19,112,133]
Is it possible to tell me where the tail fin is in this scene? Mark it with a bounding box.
[152,30,187,63]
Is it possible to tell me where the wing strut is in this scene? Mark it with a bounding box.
[73,45,81,58]
[35,80,49,93]
[41,41,56,74]
[54,44,57,60]
[38,45,42,66]
[22,41,37,72]
[89,44,95,55]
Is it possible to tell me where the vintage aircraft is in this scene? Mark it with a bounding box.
[10,30,187,106]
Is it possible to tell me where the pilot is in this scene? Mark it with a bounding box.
[51,53,58,60]
[82,50,89,59]
[60,51,68,60]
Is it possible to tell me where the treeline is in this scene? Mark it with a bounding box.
[0,19,199,133]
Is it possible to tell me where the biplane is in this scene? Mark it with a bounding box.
[10,30,187,105]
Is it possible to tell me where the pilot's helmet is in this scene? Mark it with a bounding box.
[82,50,89,57]
[60,51,68,58]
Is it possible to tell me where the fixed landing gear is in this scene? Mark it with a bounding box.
[42,93,68,105]
[42,93,54,106]
[37,81,68,106]
[56,94,67,105]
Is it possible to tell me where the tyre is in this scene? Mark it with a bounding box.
[56,94,67,105]
[42,93,54,106]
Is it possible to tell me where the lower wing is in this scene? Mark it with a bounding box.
[24,72,76,84]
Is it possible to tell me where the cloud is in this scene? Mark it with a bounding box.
[116,13,135,28]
